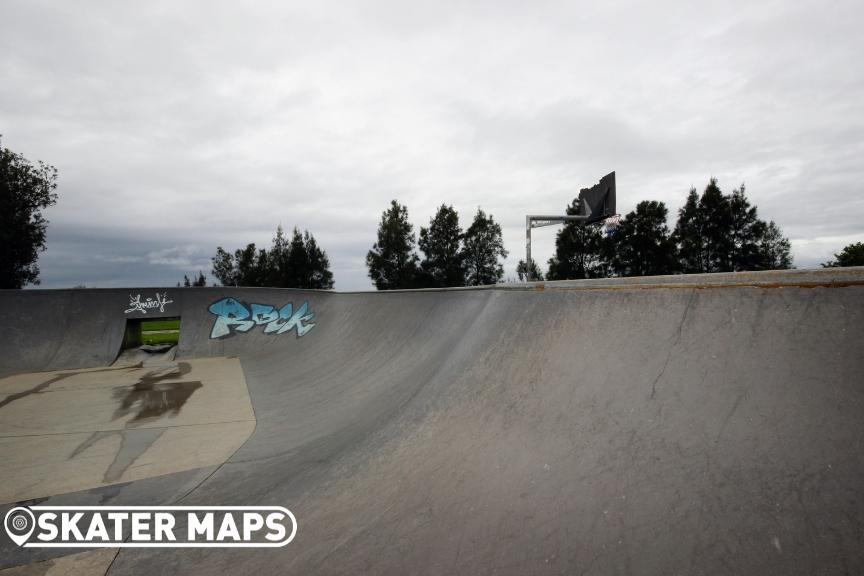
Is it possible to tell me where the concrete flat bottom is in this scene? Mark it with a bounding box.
[0,357,255,504]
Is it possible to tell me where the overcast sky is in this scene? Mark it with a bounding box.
[2,0,862,290]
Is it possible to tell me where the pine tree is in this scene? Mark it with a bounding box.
[546,198,607,280]
[611,201,676,277]
[418,204,466,287]
[212,225,334,288]
[284,228,311,287]
[698,178,734,272]
[673,188,703,273]
[759,221,793,269]
[366,200,419,290]
[305,231,334,289]
[268,225,290,286]
[462,208,508,286]
[181,271,208,287]
[673,179,793,274]
[253,248,270,286]
[516,259,544,281]
[729,184,765,271]
[234,244,261,286]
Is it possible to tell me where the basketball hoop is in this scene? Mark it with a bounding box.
[524,172,616,281]
[603,214,622,236]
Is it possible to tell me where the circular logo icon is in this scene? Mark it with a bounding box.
[4,507,35,547]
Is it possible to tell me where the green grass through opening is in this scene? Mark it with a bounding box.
[141,319,180,331]
[141,318,180,346]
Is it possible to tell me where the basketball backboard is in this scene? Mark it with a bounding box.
[578,171,616,224]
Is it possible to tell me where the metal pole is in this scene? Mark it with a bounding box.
[524,206,592,282]
[525,216,532,282]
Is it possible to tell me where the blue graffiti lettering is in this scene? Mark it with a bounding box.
[208,298,316,339]
[262,301,316,337]
[208,298,255,338]
[250,303,279,325]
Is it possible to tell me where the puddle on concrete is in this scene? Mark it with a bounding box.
[1,356,254,504]
[66,361,204,483]
[111,362,202,422]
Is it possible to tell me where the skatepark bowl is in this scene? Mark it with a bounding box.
[1,267,863,575]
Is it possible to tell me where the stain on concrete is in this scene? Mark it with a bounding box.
[70,429,167,482]
[65,362,203,483]
[0,365,142,411]
[111,362,202,422]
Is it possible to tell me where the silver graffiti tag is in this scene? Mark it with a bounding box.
[125,292,174,315]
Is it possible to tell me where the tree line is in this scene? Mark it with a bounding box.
[528,178,795,281]
[5,137,864,290]
[822,242,864,268]
[210,225,334,289]
[366,201,508,289]
[178,271,207,287]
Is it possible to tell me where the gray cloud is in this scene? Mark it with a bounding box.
[2,0,862,289]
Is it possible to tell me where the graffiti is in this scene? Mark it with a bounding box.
[125,292,174,314]
[208,297,316,339]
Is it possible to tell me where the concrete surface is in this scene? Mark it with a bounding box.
[1,267,863,575]
[0,549,117,576]
[0,357,254,503]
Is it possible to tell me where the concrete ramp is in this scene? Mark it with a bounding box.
[1,268,863,575]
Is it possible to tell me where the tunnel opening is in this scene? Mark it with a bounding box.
[122,316,182,350]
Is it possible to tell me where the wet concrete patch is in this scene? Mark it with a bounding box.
[0,365,142,411]
[70,428,166,482]
[0,358,255,504]
[112,363,202,422]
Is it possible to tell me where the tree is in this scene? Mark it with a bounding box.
[266,225,290,286]
[546,198,607,280]
[758,221,793,269]
[366,200,419,290]
[610,201,677,277]
[0,137,59,288]
[516,259,544,281]
[418,204,466,287]
[673,179,734,273]
[276,228,335,289]
[822,242,864,268]
[212,226,334,288]
[284,228,311,288]
[254,248,270,286]
[462,208,508,285]
[305,231,334,289]
[673,179,793,274]
[673,188,703,273]
[180,271,207,287]
[729,184,768,271]
[698,178,734,272]
[212,247,237,286]
[234,243,262,286]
